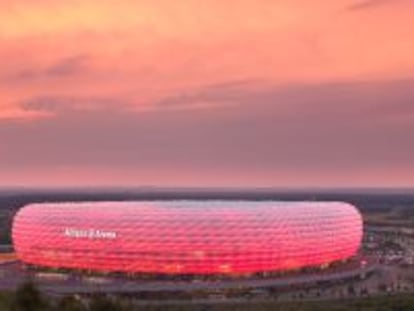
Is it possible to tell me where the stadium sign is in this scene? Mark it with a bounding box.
[63,228,117,239]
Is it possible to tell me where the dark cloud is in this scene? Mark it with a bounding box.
[44,54,89,77]
[156,77,414,122]
[346,0,393,12]
[19,95,129,115]
[9,54,90,83]
[155,79,263,109]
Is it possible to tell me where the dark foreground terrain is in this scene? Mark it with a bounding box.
[1,281,414,311]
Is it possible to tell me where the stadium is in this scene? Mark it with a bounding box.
[12,201,363,277]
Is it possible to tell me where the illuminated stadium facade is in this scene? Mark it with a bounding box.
[12,201,363,276]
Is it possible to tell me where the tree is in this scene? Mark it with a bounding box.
[88,296,125,311]
[0,291,13,310]
[12,281,48,311]
[347,284,356,296]
[55,295,87,311]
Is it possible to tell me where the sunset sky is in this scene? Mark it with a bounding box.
[1,0,414,188]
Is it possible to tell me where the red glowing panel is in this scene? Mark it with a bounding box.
[12,201,362,275]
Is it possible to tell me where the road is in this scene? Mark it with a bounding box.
[0,261,379,295]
